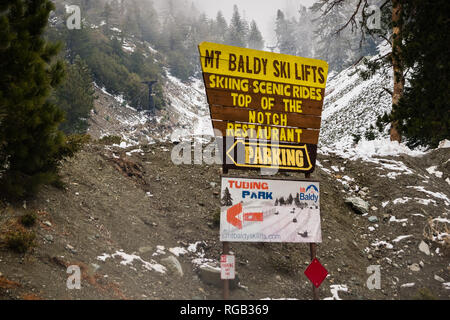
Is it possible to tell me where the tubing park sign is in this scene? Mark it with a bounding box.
[198,42,329,173]
[220,176,321,243]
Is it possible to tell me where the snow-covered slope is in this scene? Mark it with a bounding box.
[88,72,213,147]
[163,72,213,139]
[320,46,393,148]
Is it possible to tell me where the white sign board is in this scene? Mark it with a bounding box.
[220,255,235,280]
[220,176,321,243]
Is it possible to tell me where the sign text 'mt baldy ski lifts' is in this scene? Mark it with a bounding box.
[198,42,329,173]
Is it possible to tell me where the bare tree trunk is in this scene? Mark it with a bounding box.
[390,0,404,142]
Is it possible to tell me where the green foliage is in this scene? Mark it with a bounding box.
[352,133,361,145]
[364,125,376,141]
[359,58,385,81]
[51,177,67,190]
[97,135,122,145]
[19,211,37,228]
[376,0,449,148]
[6,229,36,253]
[0,0,78,198]
[247,20,264,50]
[61,134,91,157]
[394,0,449,148]
[46,21,165,110]
[226,5,248,48]
[53,55,95,134]
[167,51,194,82]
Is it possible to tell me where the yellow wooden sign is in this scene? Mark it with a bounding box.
[198,42,328,89]
[198,42,328,173]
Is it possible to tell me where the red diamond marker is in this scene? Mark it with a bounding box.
[304,258,328,288]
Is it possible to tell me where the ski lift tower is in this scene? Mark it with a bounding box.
[142,80,158,113]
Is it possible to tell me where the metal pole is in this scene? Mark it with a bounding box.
[310,243,320,300]
[305,172,319,300]
[222,137,228,174]
[223,242,230,300]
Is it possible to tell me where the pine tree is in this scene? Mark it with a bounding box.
[295,193,300,207]
[53,56,95,134]
[64,26,91,64]
[226,5,247,47]
[275,10,296,55]
[0,0,78,197]
[102,2,113,28]
[379,0,449,148]
[247,20,264,50]
[135,0,159,43]
[214,11,228,44]
[108,0,121,28]
[221,187,233,206]
[292,6,315,58]
[287,194,294,205]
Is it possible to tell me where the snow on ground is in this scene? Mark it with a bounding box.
[318,138,433,181]
[97,250,167,273]
[426,166,443,178]
[392,235,412,243]
[320,138,426,161]
[389,216,408,223]
[169,247,188,257]
[438,140,450,148]
[187,241,203,253]
[407,186,450,206]
[122,41,135,53]
[371,240,393,249]
[147,44,158,54]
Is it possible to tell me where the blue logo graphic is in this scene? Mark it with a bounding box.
[299,184,319,203]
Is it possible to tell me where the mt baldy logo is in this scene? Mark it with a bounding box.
[299,184,319,202]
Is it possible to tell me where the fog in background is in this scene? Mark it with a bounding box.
[190,0,316,45]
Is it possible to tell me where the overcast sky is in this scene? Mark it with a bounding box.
[192,0,316,47]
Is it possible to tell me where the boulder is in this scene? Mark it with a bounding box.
[409,263,420,272]
[345,197,369,214]
[161,255,183,277]
[418,241,430,256]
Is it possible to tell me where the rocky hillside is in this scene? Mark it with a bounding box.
[0,136,448,300]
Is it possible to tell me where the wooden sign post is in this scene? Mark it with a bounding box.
[198,42,329,300]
